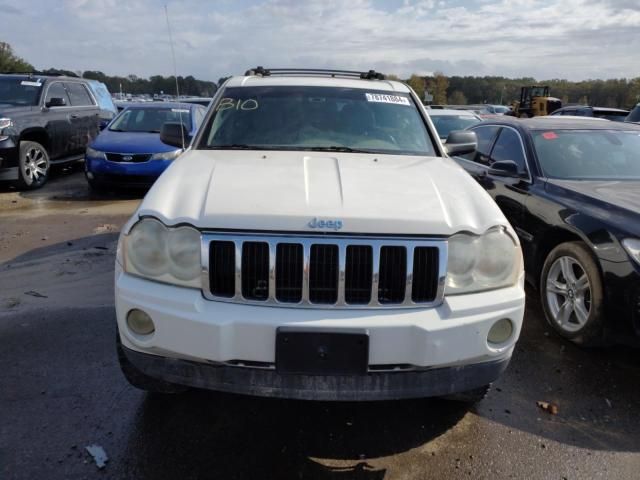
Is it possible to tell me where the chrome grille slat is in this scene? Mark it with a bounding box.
[202,233,447,309]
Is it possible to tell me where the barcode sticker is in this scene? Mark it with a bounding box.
[21,81,42,87]
[365,93,410,106]
[171,108,190,113]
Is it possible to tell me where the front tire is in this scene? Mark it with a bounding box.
[116,334,188,394]
[540,241,605,346]
[16,141,50,190]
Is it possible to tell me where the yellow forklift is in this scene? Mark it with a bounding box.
[511,86,562,117]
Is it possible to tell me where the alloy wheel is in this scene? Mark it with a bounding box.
[545,256,592,333]
[22,146,48,183]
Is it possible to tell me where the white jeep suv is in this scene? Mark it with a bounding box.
[115,68,525,402]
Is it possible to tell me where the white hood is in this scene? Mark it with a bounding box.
[135,150,507,236]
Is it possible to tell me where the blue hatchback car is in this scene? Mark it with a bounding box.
[85,102,206,190]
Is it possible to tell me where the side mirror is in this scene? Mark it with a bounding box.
[488,160,521,178]
[99,119,109,131]
[160,122,192,148]
[444,130,477,156]
[46,97,66,108]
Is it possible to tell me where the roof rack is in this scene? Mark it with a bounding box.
[244,67,385,80]
[0,71,75,77]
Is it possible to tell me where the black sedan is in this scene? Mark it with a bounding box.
[454,117,640,346]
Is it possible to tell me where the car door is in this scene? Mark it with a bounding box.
[64,81,100,155]
[484,126,532,240]
[41,81,73,159]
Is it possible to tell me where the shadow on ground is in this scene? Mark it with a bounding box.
[0,164,147,201]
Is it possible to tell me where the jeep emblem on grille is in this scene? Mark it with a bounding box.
[122,155,133,161]
[308,217,343,230]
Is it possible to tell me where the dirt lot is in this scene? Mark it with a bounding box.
[1,170,639,479]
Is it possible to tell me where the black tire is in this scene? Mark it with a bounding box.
[440,384,490,404]
[540,241,605,346]
[88,179,107,193]
[116,334,188,394]
[15,140,50,190]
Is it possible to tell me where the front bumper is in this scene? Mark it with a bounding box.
[116,265,525,399]
[121,344,510,401]
[85,155,172,186]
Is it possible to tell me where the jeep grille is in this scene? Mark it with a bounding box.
[202,233,447,309]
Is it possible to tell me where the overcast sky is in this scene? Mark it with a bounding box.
[1,0,639,82]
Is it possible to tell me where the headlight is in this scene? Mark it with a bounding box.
[86,146,106,160]
[150,149,182,161]
[622,238,640,265]
[0,118,12,141]
[446,227,521,295]
[0,118,12,130]
[124,218,201,288]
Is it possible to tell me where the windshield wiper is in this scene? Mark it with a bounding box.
[207,144,270,150]
[304,146,376,154]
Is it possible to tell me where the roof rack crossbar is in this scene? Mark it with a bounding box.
[244,67,385,80]
[0,71,74,77]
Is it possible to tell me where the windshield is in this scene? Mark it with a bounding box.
[429,114,481,139]
[533,129,640,180]
[625,105,640,123]
[493,106,510,114]
[0,77,43,106]
[109,107,191,133]
[198,86,436,156]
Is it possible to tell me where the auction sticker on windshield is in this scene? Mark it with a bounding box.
[365,93,410,106]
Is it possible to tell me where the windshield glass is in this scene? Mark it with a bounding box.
[199,86,436,156]
[533,129,640,180]
[429,114,481,139]
[0,77,43,106]
[109,107,191,133]
[625,105,640,123]
[493,106,509,114]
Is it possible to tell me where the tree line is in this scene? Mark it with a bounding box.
[405,73,640,109]
[0,41,217,97]
[2,41,639,108]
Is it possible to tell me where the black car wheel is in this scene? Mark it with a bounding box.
[540,241,605,346]
[16,141,50,190]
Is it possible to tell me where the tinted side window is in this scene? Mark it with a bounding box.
[461,125,499,164]
[65,82,94,107]
[490,128,527,172]
[45,82,70,107]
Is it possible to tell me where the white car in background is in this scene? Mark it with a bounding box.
[115,67,525,403]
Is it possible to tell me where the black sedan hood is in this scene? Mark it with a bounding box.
[547,179,640,235]
[549,179,640,211]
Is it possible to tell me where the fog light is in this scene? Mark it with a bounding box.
[127,309,155,335]
[488,318,513,345]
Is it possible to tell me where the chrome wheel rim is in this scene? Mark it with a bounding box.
[546,256,591,333]
[22,147,48,184]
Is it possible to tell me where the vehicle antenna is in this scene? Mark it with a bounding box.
[164,4,185,150]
